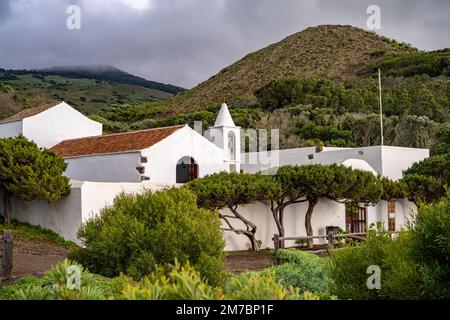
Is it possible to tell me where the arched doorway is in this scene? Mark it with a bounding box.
[176,156,198,183]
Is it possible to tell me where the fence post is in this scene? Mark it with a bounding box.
[273,234,280,264]
[327,231,334,249]
[273,234,280,253]
[2,230,13,279]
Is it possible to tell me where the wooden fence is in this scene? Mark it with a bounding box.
[0,230,13,279]
[273,231,398,255]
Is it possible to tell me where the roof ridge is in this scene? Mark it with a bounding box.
[50,123,187,158]
[0,101,62,124]
[56,124,186,143]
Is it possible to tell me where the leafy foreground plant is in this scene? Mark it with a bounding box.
[0,260,116,300]
[1,260,322,300]
[327,193,450,300]
[69,187,225,285]
[268,249,333,295]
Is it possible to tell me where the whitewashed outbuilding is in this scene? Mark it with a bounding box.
[0,101,102,148]
[50,124,230,183]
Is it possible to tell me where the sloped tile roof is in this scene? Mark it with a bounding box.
[50,125,185,158]
[0,102,60,124]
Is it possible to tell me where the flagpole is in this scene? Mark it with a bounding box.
[378,68,384,146]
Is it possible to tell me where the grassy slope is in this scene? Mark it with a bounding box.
[0,218,75,248]
[0,73,173,116]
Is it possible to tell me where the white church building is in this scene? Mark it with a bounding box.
[0,101,429,250]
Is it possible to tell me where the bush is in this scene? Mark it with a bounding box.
[0,260,116,300]
[409,193,450,299]
[328,194,450,300]
[116,262,222,300]
[2,260,321,300]
[224,271,304,300]
[69,187,225,285]
[269,249,331,294]
[327,229,421,300]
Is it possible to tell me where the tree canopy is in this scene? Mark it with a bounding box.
[0,136,70,224]
[188,172,280,251]
[402,174,446,206]
[380,176,408,201]
[404,152,450,185]
[291,164,382,248]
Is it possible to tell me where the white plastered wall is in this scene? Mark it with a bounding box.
[0,120,22,138]
[142,125,229,183]
[64,152,142,182]
[22,102,102,148]
[242,146,429,180]
[9,181,175,242]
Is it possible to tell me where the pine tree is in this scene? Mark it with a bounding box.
[0,136,71,225]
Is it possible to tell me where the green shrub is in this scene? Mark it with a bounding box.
[0,259,116,300]
[327,230,421,300]
[69,187,225,285]
[410,193,450,299]
[116,262,222,300]
[328,195,450,300]
[118,266,322,300]
[2,260,325,300]
[269,249,331,294]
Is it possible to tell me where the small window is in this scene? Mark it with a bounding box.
[228,132,236,161]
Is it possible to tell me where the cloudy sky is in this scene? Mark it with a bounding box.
[0,0,449,88]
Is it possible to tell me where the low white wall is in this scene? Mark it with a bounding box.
[7,180,417,250]
[223,199,346,251]
[10,181,84,241]
[64,152,142,183]
[9,181,174,242]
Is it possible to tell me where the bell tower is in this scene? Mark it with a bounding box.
[210,103,241,173]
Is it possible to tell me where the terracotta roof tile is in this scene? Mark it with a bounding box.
[50,125,185,158]
[0,102,60,124]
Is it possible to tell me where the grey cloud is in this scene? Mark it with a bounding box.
[0,0,449,88]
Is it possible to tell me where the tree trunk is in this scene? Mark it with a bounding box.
[271,198,307,249]
[224,205,260,252]
[271,201,285,248]
[246,233,259,252]
[3,190,12,225]
[305,198,318,249]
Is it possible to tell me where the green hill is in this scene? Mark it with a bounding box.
[92,25,449,153]
[166,25,415,114]
[0,65,185,116]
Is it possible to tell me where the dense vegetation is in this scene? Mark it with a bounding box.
[328,192,450,299]
[69,187,225,285]
[269,250,332,295]
[1,168,448,300]
[0,260,318,300]
[89,56,449,151]
[0,136,71,224]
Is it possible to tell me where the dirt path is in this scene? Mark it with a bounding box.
[0,234,69,284]
[224,250,275,273]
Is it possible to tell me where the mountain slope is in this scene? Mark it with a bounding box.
[0,65,185,115]
[167,25,414,113]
